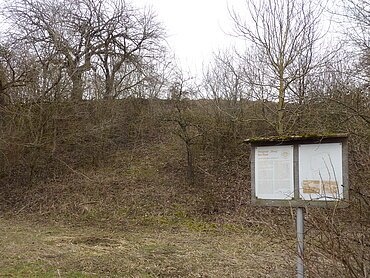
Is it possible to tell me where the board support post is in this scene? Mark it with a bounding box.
[296,207,304,278]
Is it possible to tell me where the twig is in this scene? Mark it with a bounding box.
[55,157,94,182]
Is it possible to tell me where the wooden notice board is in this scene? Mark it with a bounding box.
[245,134,349,208]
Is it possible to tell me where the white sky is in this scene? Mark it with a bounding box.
[134,0,343,77]
[0,0,343,77]
[134,0,245,75]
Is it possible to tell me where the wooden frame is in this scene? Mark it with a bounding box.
[246,134,349,208]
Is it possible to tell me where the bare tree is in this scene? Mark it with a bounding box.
[4,0,104,100]
[0,43,34,105]
[166,71,202,184]
[340,0,370,52]
[204,50,247,105]
[230,0,324,134]
[202,50,258,142]
[341,0,369,82]
[4,0,166,101]
[93,0,165,99]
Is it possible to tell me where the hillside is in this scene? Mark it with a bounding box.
[0,99,368,277]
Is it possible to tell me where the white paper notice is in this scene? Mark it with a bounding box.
[299,143,343,201]
[255,145,294,200]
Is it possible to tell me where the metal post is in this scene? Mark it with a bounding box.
[297,207,304,278]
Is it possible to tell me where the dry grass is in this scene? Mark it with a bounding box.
[1,101,367,277]
[0,217,295,277]
[0,139,356,277]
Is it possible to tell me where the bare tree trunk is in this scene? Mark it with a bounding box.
[70,71,83,101]
[0,73,7,106]
[185,141,195,185]
[0,88,6,107]
[277,70,285,134]
[104,74,114,100]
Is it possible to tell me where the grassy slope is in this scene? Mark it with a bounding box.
[0,133,296,277]
[0,138,344,277]
[1,100,365,277]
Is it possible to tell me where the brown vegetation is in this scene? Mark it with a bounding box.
[0,95,368,276]
[0,0,368,276]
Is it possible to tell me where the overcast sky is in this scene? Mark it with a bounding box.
[135,0,245,75]
[134,0,343,77]
[0,0,342,77]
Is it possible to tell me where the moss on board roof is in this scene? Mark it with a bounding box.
[244,133,348,144]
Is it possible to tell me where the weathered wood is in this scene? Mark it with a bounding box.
[247,134,349,208]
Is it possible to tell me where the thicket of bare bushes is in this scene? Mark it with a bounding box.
[0,0,368,277]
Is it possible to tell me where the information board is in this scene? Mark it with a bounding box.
[299,143,343,201]
[255,145,294,200]
[248,134,348,207]
[247,135,348,278]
